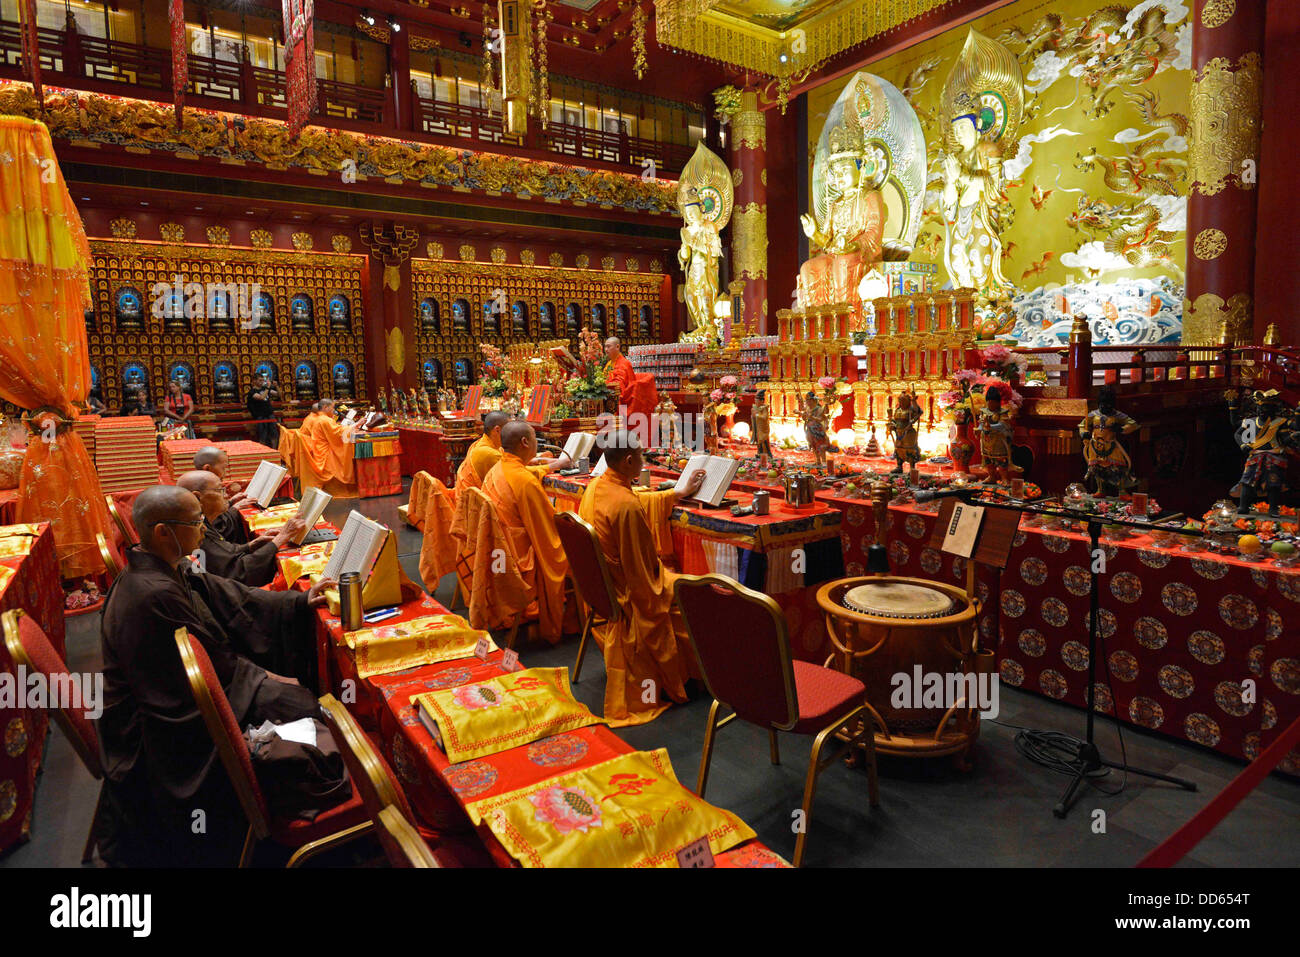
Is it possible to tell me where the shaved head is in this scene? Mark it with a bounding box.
[500,420,536,455]
[133,484,202,561]
[177,469,219,494]
[604,337,620,350]
[596,429,640,467]
[192,446,227,471]
[483,411,510,433]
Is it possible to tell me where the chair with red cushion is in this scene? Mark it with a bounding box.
[105,494,138,546]
[2,608,104,863]
[555,510,623,682]
[319,695,453,867]
[173,628,371,867]
[375,805,440,867]
[96,532,122,583]
[674,573,880,867]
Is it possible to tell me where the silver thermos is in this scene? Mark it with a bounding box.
[752,489,770,515]
[339,571,364,632]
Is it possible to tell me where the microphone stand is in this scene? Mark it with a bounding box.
[921,487,1199,818]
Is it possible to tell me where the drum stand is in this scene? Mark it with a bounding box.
[1049,518,1197,819]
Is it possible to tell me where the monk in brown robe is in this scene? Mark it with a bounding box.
[577,429,704,725]
[177,470,306,587]
[96,485,334,866]
[193,445,252,543]
[480,421,573,643]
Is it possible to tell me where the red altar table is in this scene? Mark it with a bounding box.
[398,426,453,485]
[288,571,786,867]
[814,489,1296,770]
[0,490,16,526]
[0,524,65,853]
[543,472,844,661]
[351,432,403,498]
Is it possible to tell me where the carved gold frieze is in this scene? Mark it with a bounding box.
[1183,292,1252,345]
[205,226,229,245]
[520,249,535,265]
[0,81,678,217]
[159,222,184,243]
[332,234,352,253]
[1189,53,1261,196]
[292,232,313,251]
[428,241,444,259]
[250,229,273,248]
[109,217,136,238]
[459,244,477,262]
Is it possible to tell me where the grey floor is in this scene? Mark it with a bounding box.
[5,479,1299,868]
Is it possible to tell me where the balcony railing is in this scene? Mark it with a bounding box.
[0,18,693,176]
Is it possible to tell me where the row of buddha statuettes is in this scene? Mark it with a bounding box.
[757,380,958,425]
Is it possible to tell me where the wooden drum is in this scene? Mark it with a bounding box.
[816,576,991,766]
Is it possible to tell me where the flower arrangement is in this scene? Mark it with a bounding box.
[936,347,1025,417]
[563,327,617,403]
[711,374,739,418]
[1202,503,1299,539]
[479,343,510,399]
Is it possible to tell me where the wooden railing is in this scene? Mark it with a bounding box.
[1013,340,1238,401]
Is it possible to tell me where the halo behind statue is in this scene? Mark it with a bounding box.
[810,71,927,259]
[941,28,1024,158]
[677,142,733,230]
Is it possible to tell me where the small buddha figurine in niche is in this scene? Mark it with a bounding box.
[976,383,1015,485]
[116,288,144,331]
[1228,388,1300,515]
[888,390,922,474]
[752,390,772,467]
[800,390,832,470]
[1077,385,1139,496]
[329,296,350,330]
[291,296,314,331]
[213,364,238,404]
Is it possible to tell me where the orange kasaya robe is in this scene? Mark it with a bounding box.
[481,452,571,643]
[455,434,502,493]
[279,410,358,497]
[578,469,691,726]
[604,354,658,422]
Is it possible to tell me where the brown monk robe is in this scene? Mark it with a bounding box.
[96,485,336,867]
[193,445,252,544]
[177,470,306,587]
[455,410,511,493]
[480,421,574,643]
[577,430,705,725]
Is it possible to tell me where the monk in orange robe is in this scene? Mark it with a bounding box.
[604,337,658,446]
[480,421,574,644]
[456,411,511,493]
[578,429,705,725]
[279,398,358,497]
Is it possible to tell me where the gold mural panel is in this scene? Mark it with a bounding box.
[1200,0,1236,28]
[1182,292,1252,346]
[387,326,406,375]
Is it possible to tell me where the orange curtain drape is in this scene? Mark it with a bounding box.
[0,116,111,578]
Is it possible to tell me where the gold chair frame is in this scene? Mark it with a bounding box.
[174,628,373,867]
[3,609,104,863]
[104,495,135,545]
[376,805,441,868]
[675,573,880,867]
[96,532,121,582]
[554,510,623,683]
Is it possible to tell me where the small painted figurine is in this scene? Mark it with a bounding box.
[408,388,422,420]
[702,397,719,454]
[888,390,922,474]
[977,383,1015,485]
[1229,388,1299,514]
[378,387,389,415]
[1078,385,1139,496]
[753,389,772,468]
[801,390,832,470]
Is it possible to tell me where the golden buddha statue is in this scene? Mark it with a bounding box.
[939,29,1024,299]
[676,142,733,344]
[799,72,927,308]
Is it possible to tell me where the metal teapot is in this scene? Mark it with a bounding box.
[783,470,817,507]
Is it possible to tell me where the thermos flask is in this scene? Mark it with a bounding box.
[339,571,364,632]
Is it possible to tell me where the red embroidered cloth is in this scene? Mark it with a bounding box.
[398,427,454,484]
[0,524,65,852]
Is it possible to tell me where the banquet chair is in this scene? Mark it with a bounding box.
[375,805,440,868]
[96,532,122,583]
[674,573,880,868]
[554,511,622,682]
[318,694,449,865]
[2,608,104,863]
[453,487,532,649]
[174,628,371,867]
[104,494,137,545]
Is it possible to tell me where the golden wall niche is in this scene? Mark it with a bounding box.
[411,258,664,384]
[86,239,368,408]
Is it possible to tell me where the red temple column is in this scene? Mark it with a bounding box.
[1183,0,1265,347]
[360,222,418,394]
[729,88,768,336]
